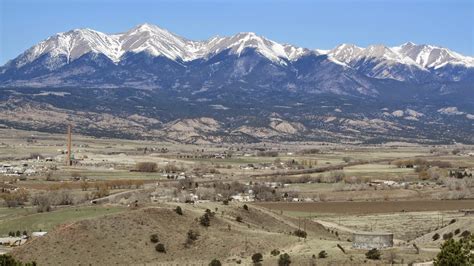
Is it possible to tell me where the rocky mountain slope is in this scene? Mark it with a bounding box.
[0,24,473,143]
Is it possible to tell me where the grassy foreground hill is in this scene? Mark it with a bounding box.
[11,203,334,265]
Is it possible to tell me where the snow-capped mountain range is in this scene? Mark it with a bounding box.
[2,23,473,79]
[0,24,473,143]
[6,24,310,68]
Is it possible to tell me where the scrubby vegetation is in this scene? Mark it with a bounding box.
[135,162,158,172]
[434,236,473,265]
[155,243,166,253]
[256,151,278,157]
[150,234,159,243]
[318,250,328,258]
[1,188,29,208]
[251,253,263,264]
[443,232,453,240]
[278,253,291,266]
[293,229,307,238]
[365,248,381,260]
[185,229,199,247]
[209,259,222,266]
[200,213,211,227]
[0,254,36,266]
[461,230,471,238]
[392,159,452,169]
[270,249,280,256]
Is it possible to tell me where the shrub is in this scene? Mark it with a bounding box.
[318,250,328,258]
[150,234,159,243]
[449,219,456,224]
[418,170,430,180]
[200,213,211,227]
[32,193,52,213]
[300,148,320,155]
[454,229,461,235]
[175,206,183,215]
[293,229,307,238]
[222,199,229,205]
[257,151,278,157]
[155,243,166,253]
[270,249,280,256]
[365,248,381,260]
[327,171,345,183]
[451,149,461,155]
[1,188,29,207]
[56,190,74,205]
[251,253,263,263]
[236,216,243,223]
[278,253,291,266]
[443,232,453,240]
[136,162,158,172]
[187,230,199,241]
[209,259,222,266]
[0,254,36,266]
[460,230,471,238]
[185,229,199,247]
[94,184,109,198]
[434,237,472,265]
[432,233,440,241]
[243,204,249,211]
[80,180,90,191]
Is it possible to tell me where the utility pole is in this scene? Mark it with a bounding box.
[66,124,72,166]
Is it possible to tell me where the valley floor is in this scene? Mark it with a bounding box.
[0,129,471,265]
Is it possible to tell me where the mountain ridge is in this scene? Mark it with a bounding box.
[0,23,473,144]
[2,23,473,73]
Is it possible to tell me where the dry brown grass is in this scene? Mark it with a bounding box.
[12,203,333,265]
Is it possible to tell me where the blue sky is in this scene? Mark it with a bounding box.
[1,0,473,64]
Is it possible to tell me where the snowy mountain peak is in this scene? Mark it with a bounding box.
[363,45,398,58]
[401,41,416,47]
[235,32,258,38]
[283,44,310,61]
[204,31,289,63]
[328,43,363,64]
[119,23,191,60]
[130,23,164,32]
[394,42,474,69]
[11,27,122,69]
